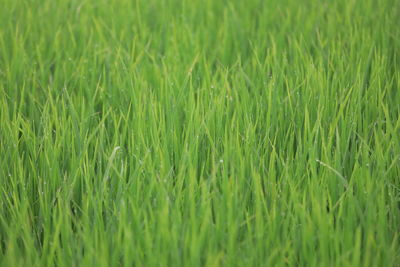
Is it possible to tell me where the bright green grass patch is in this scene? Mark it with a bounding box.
[0,0,399,266]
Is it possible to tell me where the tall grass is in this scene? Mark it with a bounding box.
[0,0,399,266]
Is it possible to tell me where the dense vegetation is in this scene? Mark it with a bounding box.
[0,0,399,266]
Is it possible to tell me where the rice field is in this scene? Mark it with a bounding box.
[0,0,399,266]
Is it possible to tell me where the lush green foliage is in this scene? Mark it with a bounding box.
[1,0,399,266]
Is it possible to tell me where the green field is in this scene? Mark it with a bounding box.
[1,0,399,266]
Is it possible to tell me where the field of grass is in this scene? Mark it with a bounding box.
[0,0,399,266]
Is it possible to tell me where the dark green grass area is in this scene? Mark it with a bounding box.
[0,0,399,266]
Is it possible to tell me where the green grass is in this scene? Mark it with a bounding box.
[0,0,399,266]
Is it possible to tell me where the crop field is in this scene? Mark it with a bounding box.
[0,0,399,266]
